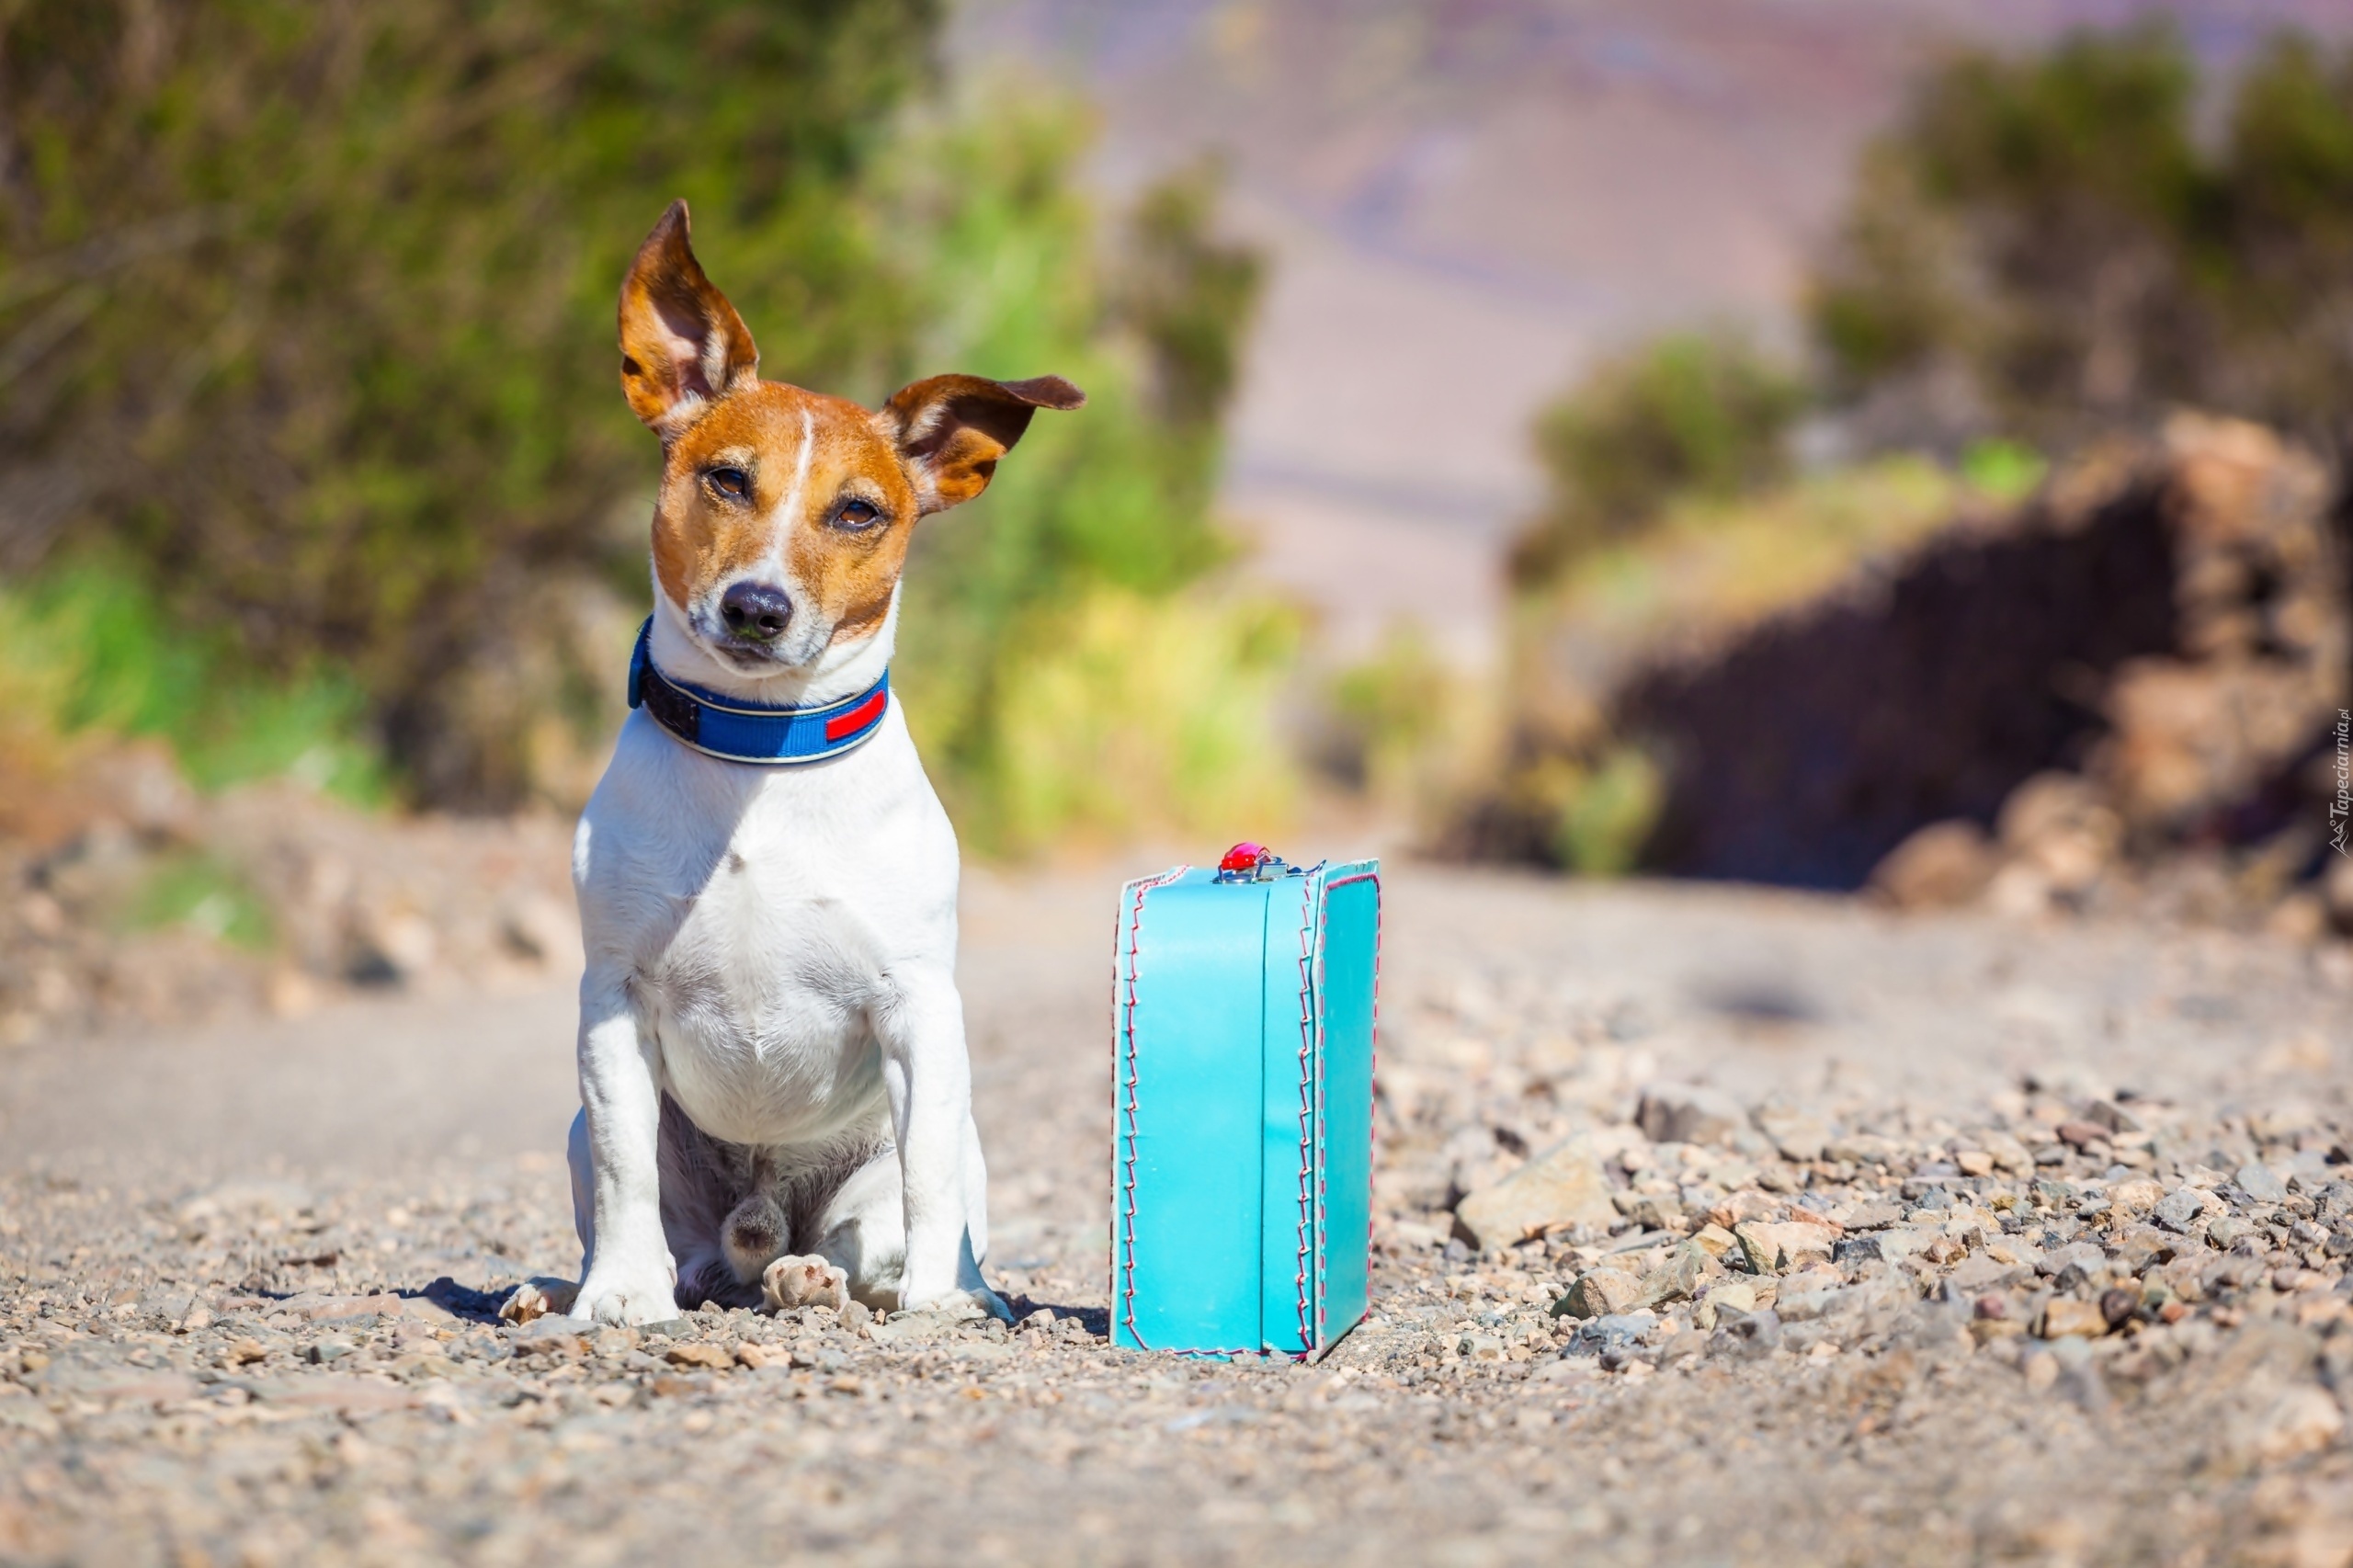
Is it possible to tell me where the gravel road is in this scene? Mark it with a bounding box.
[6,861,2353,1566]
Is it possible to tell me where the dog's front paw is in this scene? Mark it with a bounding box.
[900,1286,1015,1325]
[574,1268,678,1326]
[761,1255,850,1314]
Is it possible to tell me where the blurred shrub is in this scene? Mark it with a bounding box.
[1321,622,1457,804]
[1509,331,1807,587]
[0,0,937,806]
[0,8,1285,848]
[123,852,274,951]
[984,590,1299,852]
[885,97,1282,853]
[0,561,383,801]
[1811,22,2353,453]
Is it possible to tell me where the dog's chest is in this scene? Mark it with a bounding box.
[580,711,957,1146]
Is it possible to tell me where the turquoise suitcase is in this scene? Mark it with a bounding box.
[1110,846,1381,1358]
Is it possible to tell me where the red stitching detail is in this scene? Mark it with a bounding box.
[1293,874,1318,1352]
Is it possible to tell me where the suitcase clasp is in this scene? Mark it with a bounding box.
[1214,841,1299,882]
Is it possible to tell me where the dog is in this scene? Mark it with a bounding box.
[563,199,1082,1326]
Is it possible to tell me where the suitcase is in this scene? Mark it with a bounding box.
[1110,845,1381,1358]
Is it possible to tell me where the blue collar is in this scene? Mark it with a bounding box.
[627,618,891,766]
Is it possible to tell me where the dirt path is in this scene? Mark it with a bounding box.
[6,862,2353,1565]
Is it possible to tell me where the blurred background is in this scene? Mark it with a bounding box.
[4,0,2353,1041]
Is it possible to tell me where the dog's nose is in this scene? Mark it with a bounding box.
[719,581,793,642]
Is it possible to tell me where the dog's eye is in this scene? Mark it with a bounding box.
[704,466,751,501]
[833,497,882,531]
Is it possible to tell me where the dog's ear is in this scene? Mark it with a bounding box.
[877,374,1086,514]
[618,199,759,437]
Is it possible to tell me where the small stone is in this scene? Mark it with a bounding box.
[1552,1267,1643,1321]
[733,1342,771,1369]
[2084,1100,2141,1135]
[307,1337,356,1364]
[1711,1307,1781,1359]
[2099,1287,2140,1328]
[2108,1179,2164,1216]
[1953,1150,1994,1178]
[2236,1164,2289,1204]
[2154,1188,2211,1233]
[1753,1107,1829,1163]
[2039,1299,2108,1339]
[1459,1334,1507,1362]
[1018,1309,1057,1335]
[225,1338,267,1366]
[2055,1122,2109,1152]
[665,1343,733,1371]
[1453,1134,1617,1251]
[1636,1084,1747,1148]
[1870,820,1995,908]
[1688,1222,1740,1260]
[1634,1243,1716,1309]
[2022,1350,2059,1391]
[1734,1221,1835,1275]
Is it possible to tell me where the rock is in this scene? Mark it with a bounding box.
[2154,1187,2214,1233]
[1710,1308,1782,1360]
[1832,1235,1886,1267]
[2055,1121,2109,1151]
[1870,820,1995,909]
[1634,1243,1717,1309]
[1459,1334,1507,1362]
[665,1344,733,1371]
[306,1337,356,1364]
[1636,1084,1747,1147]
[1752,1106,1828,1163]
[1564,1312,1655,1359]
[1453,1134,1616,1250]
[1708,1189,1780,1230]
[1552,1267,1643,1321]
[1611,1189,1682,1230]
[2325,855,2353,937]
[2039,1299,2109,1338]
[1689,1223,1740,1260]
[1734,1221,1835,1275]
[2108,1179,2165,1216]
[2236,1163,2289,1204]
[2099,1287,2141,1329]
[2084,1099,2141,1135]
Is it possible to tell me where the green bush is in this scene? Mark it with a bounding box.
[0,562,383,801]
[0,9,1285,847]
[883,97,1280,852]
[1810,23,2353,450]
[1509,331,1807,586]
[0,0,937,806]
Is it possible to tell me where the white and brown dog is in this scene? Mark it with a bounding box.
[563,200,1080,1326]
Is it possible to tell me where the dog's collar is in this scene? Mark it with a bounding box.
[627,617,891,766]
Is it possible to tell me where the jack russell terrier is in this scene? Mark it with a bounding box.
[563,200,1081,1326]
